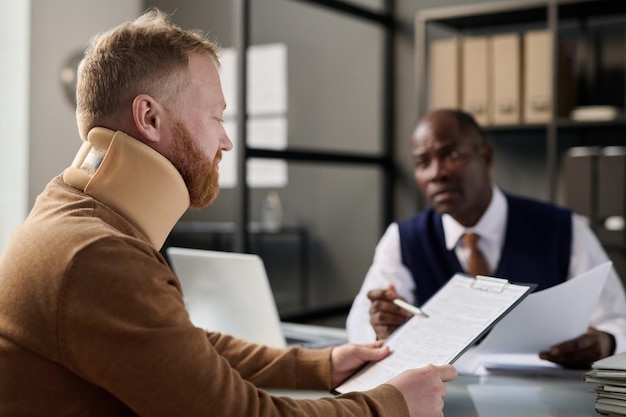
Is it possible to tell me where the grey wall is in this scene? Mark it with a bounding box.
[28,0,142,206]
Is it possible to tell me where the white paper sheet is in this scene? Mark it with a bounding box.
[475,262,611,354]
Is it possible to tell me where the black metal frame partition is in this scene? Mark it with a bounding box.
[232,0,397,254]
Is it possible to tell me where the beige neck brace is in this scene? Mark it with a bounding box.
[63,127,190,249]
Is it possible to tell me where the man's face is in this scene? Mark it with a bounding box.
[411,112,493,227]
[167,53,232,208]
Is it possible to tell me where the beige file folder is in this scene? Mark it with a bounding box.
[462,36,490,125]
[429,38,461,111]
[490,33,522,125]
[523,30,552,123]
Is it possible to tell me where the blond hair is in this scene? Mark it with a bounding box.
[76,8,219,139]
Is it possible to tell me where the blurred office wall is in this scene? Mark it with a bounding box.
[27,0,142,208]
[0,0,29,252]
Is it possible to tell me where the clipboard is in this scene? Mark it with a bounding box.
[334,274,535,394]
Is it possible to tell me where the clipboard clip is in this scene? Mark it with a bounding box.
[470,275,509,293]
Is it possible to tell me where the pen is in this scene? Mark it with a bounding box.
[393,298,429,318]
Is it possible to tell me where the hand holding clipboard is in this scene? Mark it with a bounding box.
[335,274,535,394]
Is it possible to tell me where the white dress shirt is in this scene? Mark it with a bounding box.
[346,186,626,354]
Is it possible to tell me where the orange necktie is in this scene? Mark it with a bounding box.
[461,233,490,276]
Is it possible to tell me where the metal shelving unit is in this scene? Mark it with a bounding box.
[415,0,626,204]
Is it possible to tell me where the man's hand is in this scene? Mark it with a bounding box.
[539,327,616,369]
[387,364,458,417]
[367,284,412,340]
[330,342,390,387]
[330,343,458,417]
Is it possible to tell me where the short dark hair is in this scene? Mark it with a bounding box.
[447,109,487,146]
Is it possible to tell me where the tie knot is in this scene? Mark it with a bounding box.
[461,232,490,276]
[462,232,480,248]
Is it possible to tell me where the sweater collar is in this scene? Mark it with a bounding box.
[62,127,190,249]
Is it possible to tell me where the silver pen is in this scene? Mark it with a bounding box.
[393,298,429,318]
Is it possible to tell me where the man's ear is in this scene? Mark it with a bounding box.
[481,143,494,167]
[132,94,165,144]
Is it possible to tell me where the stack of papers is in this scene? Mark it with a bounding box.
[585,352,626,416]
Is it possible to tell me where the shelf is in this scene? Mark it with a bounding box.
[556,117,626,129]
[417,0,548,29]
[483,123,547,133]
[481,117,626,131]
[558,0,626,21]
[418,0,626,28]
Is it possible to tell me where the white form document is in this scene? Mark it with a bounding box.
[335,274,534,393]
[462,262,612,375]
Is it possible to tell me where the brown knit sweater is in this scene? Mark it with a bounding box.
[0,174,408,417]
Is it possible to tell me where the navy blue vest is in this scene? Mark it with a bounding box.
[397,194,572,305]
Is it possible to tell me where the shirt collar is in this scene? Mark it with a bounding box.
[442,185,508,250]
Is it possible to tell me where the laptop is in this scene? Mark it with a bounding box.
[167,247,287,348]
[166,247,348,349]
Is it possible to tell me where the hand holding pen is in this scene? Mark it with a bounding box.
[367,284,418,340]
[392,298,429,318]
